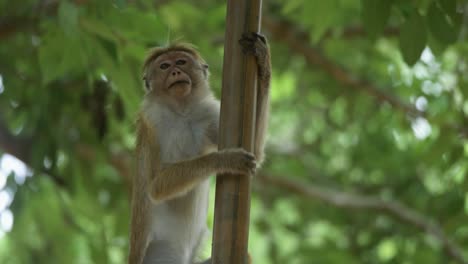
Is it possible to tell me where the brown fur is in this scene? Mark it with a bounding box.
[143,43,206,74]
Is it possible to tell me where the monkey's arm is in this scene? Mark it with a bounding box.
[150,153,217,201]
[150,148,255,202]
[128,118,157,264]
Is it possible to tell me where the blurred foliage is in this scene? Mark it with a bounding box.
[0,0,467,263]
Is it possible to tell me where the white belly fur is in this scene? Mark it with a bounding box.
[151,181,209,258]
[143,98,219,260]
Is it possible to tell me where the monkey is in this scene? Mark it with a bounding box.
[128,32,271,264]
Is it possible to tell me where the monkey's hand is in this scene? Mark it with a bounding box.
[239,32,271,83]
[215,148,256,175]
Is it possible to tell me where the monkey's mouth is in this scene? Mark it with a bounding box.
[169,80,191,89]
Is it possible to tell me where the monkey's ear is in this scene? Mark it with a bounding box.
[202,64,209,78]
[143,76,150,91]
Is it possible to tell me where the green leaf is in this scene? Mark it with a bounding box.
[96,36,119,63]
[114,0,127,9]
[282,0,303,14]
[427,2,458,45]
[58,1,79,36]
[38,30,87,84]
[465,193,468,215]
[361,0,393,38]
[427,32,445,57]
[399,11,427,65]
[80,17,117,42]
[439,0,457,17]
[303,0,339,42]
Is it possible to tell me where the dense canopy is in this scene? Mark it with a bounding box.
[0,0,467,263]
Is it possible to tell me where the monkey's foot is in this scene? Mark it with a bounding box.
[239,32,270,79]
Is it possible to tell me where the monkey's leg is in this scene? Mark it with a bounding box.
[194,258,211,264]
[195,254,252,264]
[143,240,187,264]
[239,32,271,165]
[239,32,271,82]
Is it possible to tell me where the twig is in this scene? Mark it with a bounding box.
[262,17,424,117]
[257,174,467,264]
[321,26,399,39]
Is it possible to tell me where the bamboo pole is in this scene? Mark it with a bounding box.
[211,0,263,263]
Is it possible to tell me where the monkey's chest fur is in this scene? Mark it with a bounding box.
[156,111,209,163]
[146,100,218,259]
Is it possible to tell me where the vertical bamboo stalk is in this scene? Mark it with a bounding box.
[211,0,263,263]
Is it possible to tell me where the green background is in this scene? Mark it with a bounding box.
[0,0,467,263]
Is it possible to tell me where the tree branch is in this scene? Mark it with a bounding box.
[262,17,424,117]
[0,117,32,163]
[257,174,467,264]
[75,143,133,193]
[0,0,85,41]
[0,17,35,40]
[0,117,68,188]
[321,26,400,39]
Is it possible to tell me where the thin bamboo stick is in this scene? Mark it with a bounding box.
[211,0,263,263]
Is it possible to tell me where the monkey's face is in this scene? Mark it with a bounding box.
[146,51,209,100]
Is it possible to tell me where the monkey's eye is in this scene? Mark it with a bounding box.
[160,63,170,70]
[176,59,186,66]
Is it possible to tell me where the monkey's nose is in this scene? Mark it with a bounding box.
[171,70,181,76]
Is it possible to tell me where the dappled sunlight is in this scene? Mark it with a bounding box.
[415,96,428,111]
[0,154,31,185]
[420,47,435,64]
[0,75,3,94]
[0,191,12,213]
[0,210,13,234]
[411,117,432,140]
[422,80,444,96]
[0,154,31,235]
